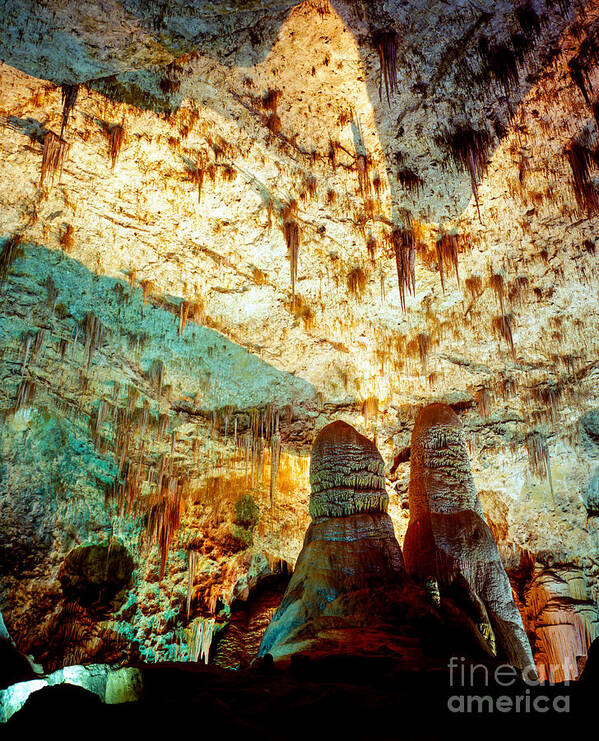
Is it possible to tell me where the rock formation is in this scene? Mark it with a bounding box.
[259,421,406,660]
[258,419,503,665]
[524,565,599,682]
[0,611,36,690]
[403,403,534,673]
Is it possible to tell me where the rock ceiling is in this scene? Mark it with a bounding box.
[2,0,599,671]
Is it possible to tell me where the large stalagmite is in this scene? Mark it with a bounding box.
[403,403,535,673]
[258,421,406,660]
[258,419,500,664]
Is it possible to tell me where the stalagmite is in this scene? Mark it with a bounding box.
[259,421,404,660]
[403,403,535,674]
[259,420,501,664]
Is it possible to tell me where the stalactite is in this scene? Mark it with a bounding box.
[566,140,598,213]
[194,166,204,203]
[531,382,562,425]
[306,0,330,17]
[59,224,74,252]
[283,219,300,304]
[58,338,68,361]
[366,235,377,263]
[356,153,371,199]
[397,168,423,194]
[372,171,382,196]
[303,174,318,200]
[569,58,592,106]
[140,279,154,304]
[14,379,36,411]
[83,312,106,369]
[261,88,281,112]
[475,387,491,418]
[269,431,281,507]
[516,2,541,35]
[416,332,430,370]
[20,329,44,371]
[91,397,111,452]
[486,43,520,96]
[108,124,124,168]
[60,83,79,136]
[179,301,190,334]
[492,313,515,356]
[328,138,340,170]
[40,131,69,187]
[189,617,215,664]
[361,396,379,424]
[391,228,416,311]
[0,235,23,289]
[526,431,555,503]
[158,413,170,438]
[567,24,599,106]
[187,550,199,621]
[464,274,482,301]
[437,126,491,221]
[266,112,281,138]
[435,232,460,292]
[489,271,506,313]
[347,265,367,298]
[126,385,140,416]
[147,474,185,578]
[508,275,528,306]
[373,30,399,103]
[496,373,517,399]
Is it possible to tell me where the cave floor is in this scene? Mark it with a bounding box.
[4,656,594,739]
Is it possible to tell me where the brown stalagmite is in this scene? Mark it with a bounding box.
[259,421,404,661]
[403,403,535,674]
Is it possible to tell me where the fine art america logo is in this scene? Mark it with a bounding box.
[447,657,571,714]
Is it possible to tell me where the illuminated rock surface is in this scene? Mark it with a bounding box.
[0,0,598,683]
[0,663,143,722]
